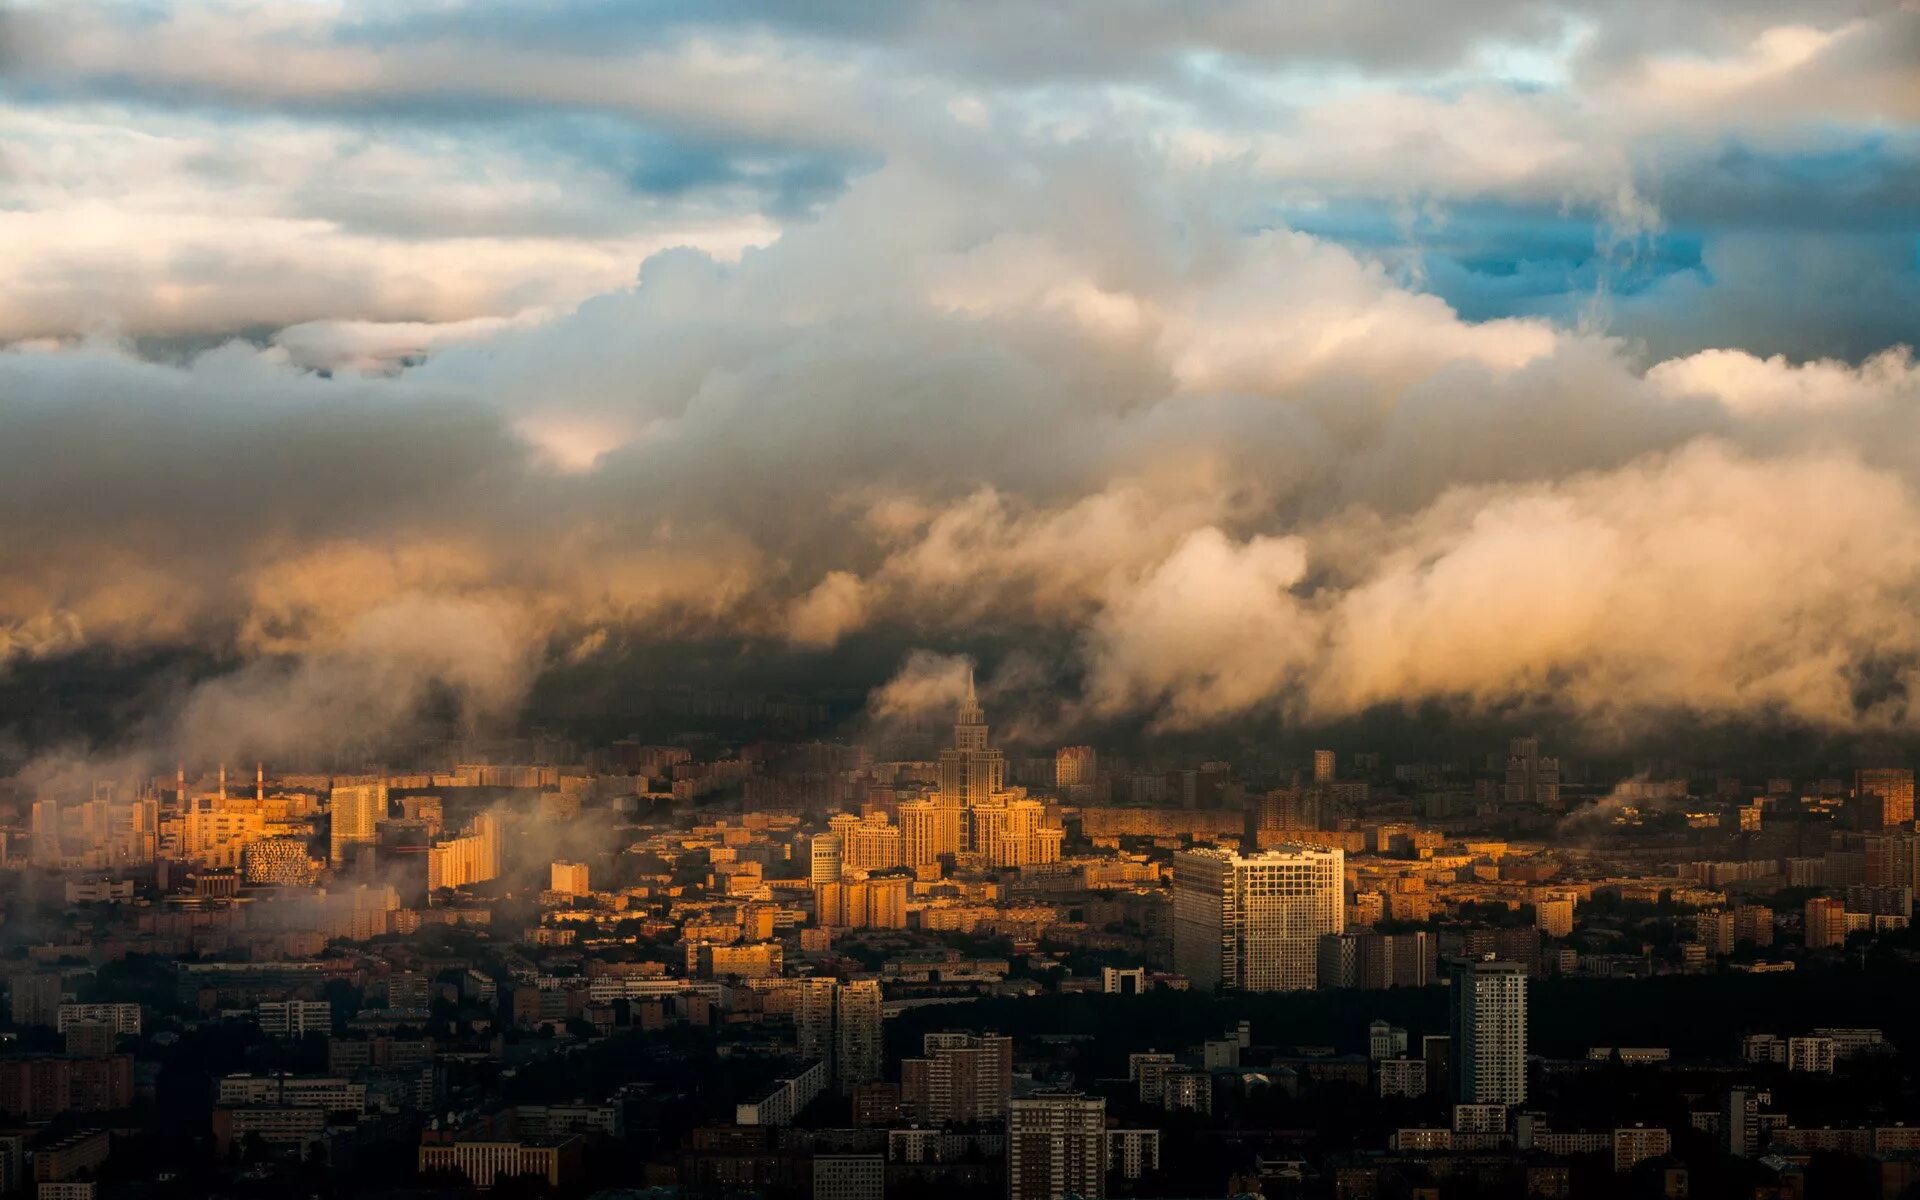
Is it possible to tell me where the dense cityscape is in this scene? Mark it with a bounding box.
[4,676,1920,1199]
[5,0,1917,1198]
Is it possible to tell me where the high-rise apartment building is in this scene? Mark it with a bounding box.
[1726,1088,1766,1157]
[901,1031,1013,1124]
[1535,898,1575,938]
[1313,750,1336,784]
[899,798,962,867]
[1450,958,1528,1106]
[1055,746,1098,801]
[838,813,904,873]
[1856,768,1915,827]
[1007,1093,1107,1200]
[795,978,884,1095]
[816,874,909,930]
[834,978,882,1093]
[1503,738,1561,809]
[1172,845,1344,992]
[812,1154,884,1200]
[1316,931,1437,989]
[1804,896,1848,949]
[426,812,501,892]
[1255,787,1322,842]
[329,778,387,867]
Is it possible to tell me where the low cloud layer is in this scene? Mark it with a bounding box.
[2,2,1918,764]
[5,145,1920,758]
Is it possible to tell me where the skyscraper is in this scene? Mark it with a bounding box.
[930,670,1064,867]
[1450,958,1528,1105]
[1007,1092,1107,1200]
[1171,845,1344,992]
[938,670,1004,812]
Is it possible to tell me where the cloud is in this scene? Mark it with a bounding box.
[866,650,976,724]
[4,1,1915,355]
[786,572,871,649]
[2,3,1919,759]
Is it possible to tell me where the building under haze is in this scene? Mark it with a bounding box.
[1856,768,1915,827]
[1172,845,1344,992]
[1451,958,1528,1106]
[1055,745,1098,801]
[795,977,883,1095]
[426,812,501,892]
[1503,738,1561,809]
[329,778,388,868]
[549,860,589,895]
[938,670,1003,812]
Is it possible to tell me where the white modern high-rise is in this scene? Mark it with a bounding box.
[1171,845,1344,992]
[1450,958,1528,1105]
[1008,1092,1107,1200]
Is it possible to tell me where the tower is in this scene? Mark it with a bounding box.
[329,778,388,868]
[1007,1093,1107,1200]
[937,668,1004,816]
[1171,845,1344,992]
[795,977,883,1095]
[1313,750,1335,785]
[1450,958,1528,1105]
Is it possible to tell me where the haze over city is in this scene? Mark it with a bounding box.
[1,3,1918,1200]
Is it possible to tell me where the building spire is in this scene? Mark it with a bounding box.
[957,663,984,728]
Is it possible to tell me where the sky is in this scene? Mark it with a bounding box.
[2,0,1919,766]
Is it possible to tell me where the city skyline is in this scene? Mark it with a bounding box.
[2,3,1918,1199]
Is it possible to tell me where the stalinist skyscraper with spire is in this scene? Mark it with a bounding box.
[938,668,1004,810]
[923,668,1062,869]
